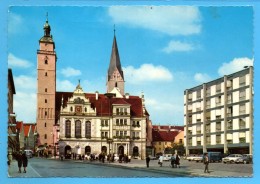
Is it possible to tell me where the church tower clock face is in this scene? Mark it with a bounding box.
[75,106,82,113]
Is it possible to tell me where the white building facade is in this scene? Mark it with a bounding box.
[184,67,253,155]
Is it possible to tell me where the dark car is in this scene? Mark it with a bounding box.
[235,154,253,164]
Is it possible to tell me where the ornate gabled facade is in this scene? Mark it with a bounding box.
[58,83,148,159]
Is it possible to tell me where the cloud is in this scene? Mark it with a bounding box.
[60,67,82,77]
[8,12,23,34]
[194,73,212,83]
[57,79,76,92]
[162,40,195,53]
[218,57,254,76]
[8,53,32,68]
[14,75,36,90]
[14,92,36,123]
[123,64,173,84]
[108,6,201,36]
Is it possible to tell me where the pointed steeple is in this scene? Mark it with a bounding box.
[108,31,124,80]
[107,27,125,95]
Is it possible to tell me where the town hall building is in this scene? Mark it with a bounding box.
[36,18,150,159]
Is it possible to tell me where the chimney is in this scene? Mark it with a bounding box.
[95,91,99,100]
[125,93,129,99]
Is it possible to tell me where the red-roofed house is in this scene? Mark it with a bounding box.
[24,124,37,152]
[36,20,150,159]
[152,125,184,155]
[16,121,25,150]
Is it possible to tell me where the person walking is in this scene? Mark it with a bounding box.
[146,155,150,168]
[17,152,23,173]
[22,152,28,173]
[203,153,210,173]
[175,154,180,168]
[158,155,163,167]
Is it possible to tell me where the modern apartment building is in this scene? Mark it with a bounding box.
[184,67,253,155]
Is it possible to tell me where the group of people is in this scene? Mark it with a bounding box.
[145,153,181,168]
[16,151,28,173]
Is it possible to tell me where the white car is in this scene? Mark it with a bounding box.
[193,155,203,162]
[163,154,172,161]
[186,154,199,161]
[222,154,243,164]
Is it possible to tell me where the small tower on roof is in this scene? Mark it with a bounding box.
[106,26,125,95]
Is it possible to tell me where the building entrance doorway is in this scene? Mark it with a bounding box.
[133,146,139,157]
[64,145,71,159]
[85,146,91,155]
[118,145,124,155]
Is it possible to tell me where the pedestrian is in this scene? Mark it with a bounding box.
[146,155,150,168]
[203,153,210,173]
[158,155,163,167]
[175,154,180,168]
[17,151,23,173]
[22,152,28,173]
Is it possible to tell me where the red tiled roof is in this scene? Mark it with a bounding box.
[153,125,184,131]
[55,92,147,123]
[152,130,179,142]
[16,121,23,130]
[23,124,31,137]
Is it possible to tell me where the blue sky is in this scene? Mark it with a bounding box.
[8,6,253,125]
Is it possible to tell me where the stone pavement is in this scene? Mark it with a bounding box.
[8,160,41,178]
[8,158,252,178]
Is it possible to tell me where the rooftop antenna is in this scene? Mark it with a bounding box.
[113,24,116,36]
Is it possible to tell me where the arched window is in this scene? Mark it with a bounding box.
[85,121,91,138]
[65,120,71,138]
[75,120,81,138]
[115,82,118,87]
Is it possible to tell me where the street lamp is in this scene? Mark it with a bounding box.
[107,138,113,156]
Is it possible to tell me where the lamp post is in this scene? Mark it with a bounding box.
[107,138,113,156]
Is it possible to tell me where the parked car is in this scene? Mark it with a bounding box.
[163,154,172,161]
[207,152,223,162]
[194,155,203,162]
[186,154,199,161]
[235,154,253,164]
[222,154,243,164]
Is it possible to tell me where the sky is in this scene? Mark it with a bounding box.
[8,6,254,125]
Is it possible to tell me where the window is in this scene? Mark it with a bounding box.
[45,88,47,92]
[239,104,246,115]
[197,119,201,123]
[70,107,73,112]
[206,100,210,109]
[44,122,47,127]
[75,120,81,138]
[239,137,246,143]
[44,134,47,139]
[216,122,221,131]
[239,89,246,101]
[216,96,221,106]
[124,108,127,115]
[136,121,140,127]
[120,119,123,126]
[159,142,161,145]
[116,108,119,115]
[124,131,127,136]
[227,107,233,117]
[45,111,47,116]
[85,121,91,138]
[239,118,246,129]
[227,80,233,90]
[227,120,233,130]
[124,119,127,125]
[196,125,201,134]
[196,90,201,99]
[188,138,192,146]
[239,76,246,87]
[216,83,221,93]
[206,87,211,97]
[227,94,232,104]
[45,72,48,76]
[65,120,71,138]
[216,115,221,120]
[206,124,210,133]
[45,99,47,103]
[206,136,211,144]
[188,116,192,124]
[116,131,119,137]
[216,135,221,144]
[45,60,48,64]
[116,119,119,126]
[101,131,108,139]
[115,82,118,87]
[188,93,192,102]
